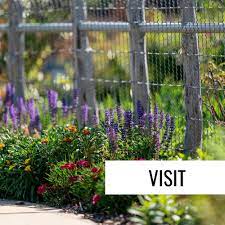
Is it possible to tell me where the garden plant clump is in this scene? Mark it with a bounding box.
[0,83,191,215]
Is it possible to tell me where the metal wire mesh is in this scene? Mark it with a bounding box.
[0,0,224,148]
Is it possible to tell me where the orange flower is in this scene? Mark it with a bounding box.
[41,138,49,144]
[65,125,77,133]
[82,128,91,136]
[0,143,5,150]
[63,137,73,143]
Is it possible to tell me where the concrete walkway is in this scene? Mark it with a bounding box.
[0,200,97,225]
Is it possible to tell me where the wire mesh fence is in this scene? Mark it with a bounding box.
[0,0,224,151]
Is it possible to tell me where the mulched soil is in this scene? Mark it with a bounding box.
[62,205,134,225]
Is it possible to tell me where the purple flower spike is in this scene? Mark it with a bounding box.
[170,117,175,132]
[113,123,119,134]
[34,108,42,131]
[121,127,126,140]
[139,113,147,129]
[9,104,17,129]
[159,111,164,129]
[17,97,26,114]
[161,114,171,145]
[165,114,171,128]
[108,127,117,142]
[47,90,58,118]
[107,127,118,152]
[29,107,42,132]
[148,113,154,131]
[109,109,114,127]
[5,83,15,106]
[81,104,89,125]
[27,98,36,122]
[137,100,144,120]
[153,105,159,130]
[124,110,133,130]
[105,109,110,127]
[154,131,161,151]
[62,97,68,117]
[154,105,159,115]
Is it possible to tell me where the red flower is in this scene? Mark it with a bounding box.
[91,167,101,174]
[60,162,76,170]
[77,160,90,168]
[37,184,47,195]
[92,194,101,205]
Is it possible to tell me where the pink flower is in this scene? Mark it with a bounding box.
[135,158,145,160]
[92,194,101,205]
[37,184,47,195]
[77,160,90,168]
[60,162,76,170]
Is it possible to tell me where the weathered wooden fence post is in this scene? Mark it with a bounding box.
[72,0,98,126]
[127,0,150,118]
[181,0,203,152]
[8,0,25,98]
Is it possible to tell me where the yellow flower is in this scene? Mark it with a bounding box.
[24,158,31,165]
[0,143,5,150]
[65,125,77,133]
[24,165,32,172]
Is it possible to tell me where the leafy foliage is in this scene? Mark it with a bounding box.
[129,195,199,225]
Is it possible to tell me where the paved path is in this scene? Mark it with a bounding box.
[0,200,97,225]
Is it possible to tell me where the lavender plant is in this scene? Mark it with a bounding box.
[81,103,89,126]
[103,103,175,159]
[47,90,58,123]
